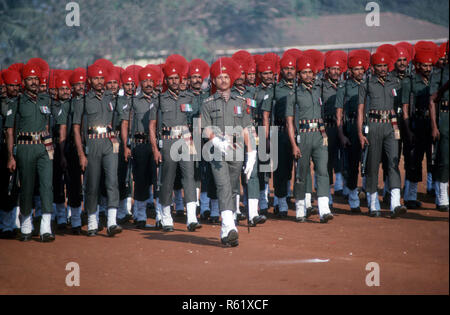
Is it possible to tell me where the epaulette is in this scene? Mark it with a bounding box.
[203,95,215,104]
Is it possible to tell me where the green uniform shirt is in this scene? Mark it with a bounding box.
[5,92,51,132]
[201,92,252,135]
[335,78,364,117]
[120,92,155,134]
[261,79,294,124]
[358,73,399,111]
[285,83,322,120]
[149,89,194,127]
[401,73,432,111]
[72,90,116,127]
[320,78,342,117]
[430,65,449,100]
[390,69,408,113]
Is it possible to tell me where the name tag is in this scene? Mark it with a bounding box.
[234,106,242,115]
[180,104,193,112]
[40,106,51,114]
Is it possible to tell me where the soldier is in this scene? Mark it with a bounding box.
[72,64,122,237]
[121,67,160,228]
[402,43,438,209]
[149,55,201,232]
[261,53,295,217]
[5,63,55,242]
[201,57,255,246]
[0,69,21,238]
[336,50,370,213]
[358,52,407,218]
[286,55,334,223]
[430,41,449,212]
[321,51,347,207]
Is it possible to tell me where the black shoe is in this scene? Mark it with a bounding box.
[200,210,211,221]
[117,214,132,225]
[249,215,267,227]
[273,205,280,215]
[350,207,362,214]
[208,216,220,224]
[155,220,163,229]
[107,225,123,237]
[236,212,247,221]
[427,189,436,197]
[383,195,391,205]
[334,190,343,197]
[19,233,32,242]
[87,229,98,237]
[175,210,185,217]
[221,230,239,247]
[320,213,334,223]
[57,223,67,231]
[369,210,381,218]
[259,208,268,216]
[306,207,318,218]
[277,211,288,218]
[436,205,449,212]
[390,206,407,219]
[72,226,82,235]
[135,221,149,229]
[162,225,174,232]
[0,230,16,239]
[405,200,422,209]
[40,233,55,242]
[296,216,306,223]
[187,222,202,232]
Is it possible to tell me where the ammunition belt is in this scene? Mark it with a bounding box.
[368,110,396,123]
[88,126,113,135]
[17,131,49,144]
[88,132,115,140]
[160,125,190,140]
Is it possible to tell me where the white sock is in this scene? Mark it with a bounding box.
[348,188,360,209]
[196,188,200,207]
[67,207,72,221]
[21,214,33,235]
[278,197,288,212]
[334,173,344,191]
[318,196,331,217]
[438,182,449,206]
[40,213,52,235]
[235,194,241,214]
[174,189,184,211]
[200,192,210,213]
[390,188,401,211]
[295,200,305,218]
[370,192,378,212]
[107,208,118,227]
[88,213,98,231]
[211,199,220,217]
[264,183,269,202]
[221,210,237,239]
[259,190,268,210]
[70,207,82,228]
[186,202,198,225]
[404,180,410,201]
[305,193,312,209]
[15,207,21,229]
[161,205,174,226]
[126,197,133,215]
[248,199,259,219]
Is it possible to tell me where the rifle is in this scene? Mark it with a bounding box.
[81,63,89,158]
[360,113,369,177]
[8,95,20,196]
[294,75,301,184]
[124,88,135,191]
[155,92,163,194]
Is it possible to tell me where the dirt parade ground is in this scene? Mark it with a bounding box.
[0,160,448,295]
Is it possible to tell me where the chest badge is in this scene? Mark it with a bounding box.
[246,98,257,108]
[40,105,51,114]
[180,104,193,112]
[234,106,242,115]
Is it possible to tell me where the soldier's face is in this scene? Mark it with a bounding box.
[58,86,71,101]
[1,85,6,97]
[234,72,245,86]
[106,80,119,95]
[166,74,180,92]
[72,82,85,96]
[39,84,47,93]
[49,88,58,100]
[23,76,39,94]
[213,73,231,91]
[246,73,256,85]
[259,71,274,85]
[190,74,203,90]
[417,63,433,77]
[374,64,388,77]
[281,66,296,80]
[327,66,341,81]
[89,76,105,91]
[351,66,365,81]
[179,77,188,91]
[395,57,408,72]
[299,69,314,83]
[6,84,20,97]
[141,79,154,95]
[123,82,135,96]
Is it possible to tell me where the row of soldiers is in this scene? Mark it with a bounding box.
[0,40,448,247]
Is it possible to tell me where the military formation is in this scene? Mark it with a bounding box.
[0,40,448,247]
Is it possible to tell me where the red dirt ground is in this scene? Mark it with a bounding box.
[0,161,448,295]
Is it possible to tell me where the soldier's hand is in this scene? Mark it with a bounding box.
[124,147,132,162]
[154,150,162,165]
[432,127,440,141]
[79,154,88,172]
[7,158,16,173]
[60,156,68,171]
[359,134,369,149]
[340,135,351,148]
[293,145,302,159]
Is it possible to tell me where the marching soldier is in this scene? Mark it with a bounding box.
[201,57,255,246]
[335,50,370,213]
[5,63,55,242]
[358,52,407,217]
[72,64,122,237]
[121,67,160,228]
[430,41,449,212]
[149,55,201,232]
[286,55,334,223]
